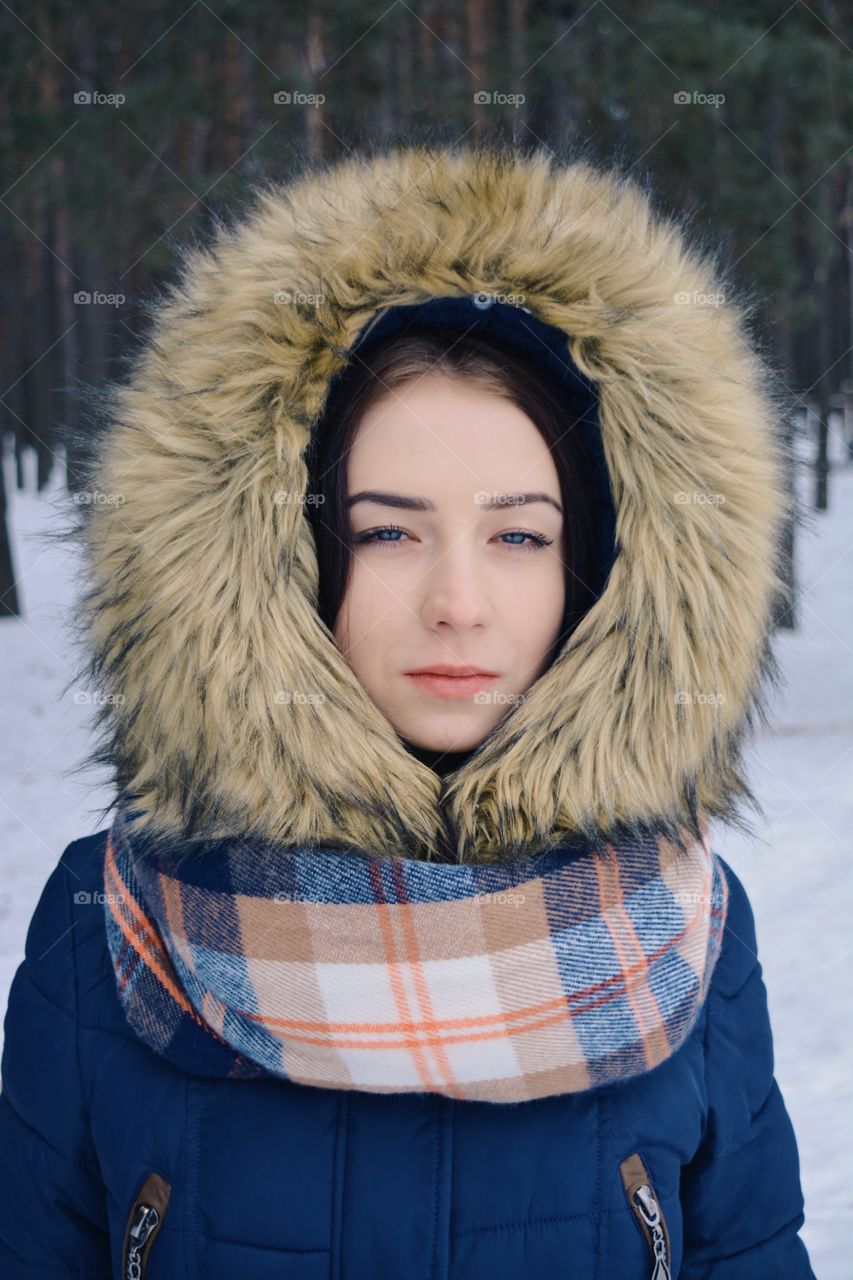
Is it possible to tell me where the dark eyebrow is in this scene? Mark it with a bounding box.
[347,490,563,515]
[347,490,434,512]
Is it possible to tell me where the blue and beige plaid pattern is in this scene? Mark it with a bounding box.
[104,810,728,1104]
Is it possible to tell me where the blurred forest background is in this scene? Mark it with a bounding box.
[0,0,851,621]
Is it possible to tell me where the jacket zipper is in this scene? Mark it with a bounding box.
[619,1152,671,1280]
[122,1171,172,1280]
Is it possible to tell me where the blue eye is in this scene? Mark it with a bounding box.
[354,526,553,552]
[499,531,553,551]
[354,525,408,546]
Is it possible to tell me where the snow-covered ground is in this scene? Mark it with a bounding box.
[1,421,850,1276]
[707,421,853,1277]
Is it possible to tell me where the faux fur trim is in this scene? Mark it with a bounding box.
[63,142,791,863]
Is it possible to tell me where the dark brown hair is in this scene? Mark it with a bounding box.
[304,328,601,659]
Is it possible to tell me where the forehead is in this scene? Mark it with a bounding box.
[348,376,560,493]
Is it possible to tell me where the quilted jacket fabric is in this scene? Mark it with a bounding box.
[0,830,814,1278]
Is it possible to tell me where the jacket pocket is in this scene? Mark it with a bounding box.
[121,1170,172,1280]
[619,1152,671,1280]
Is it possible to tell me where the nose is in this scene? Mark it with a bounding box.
[417,542,495,631]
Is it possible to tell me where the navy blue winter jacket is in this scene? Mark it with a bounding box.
[0,830,815,1278]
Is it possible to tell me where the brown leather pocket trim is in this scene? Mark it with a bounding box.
[121,1170,172,1279]
[619,1151,671,1267]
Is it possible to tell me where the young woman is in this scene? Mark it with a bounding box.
[0,144,815,1279]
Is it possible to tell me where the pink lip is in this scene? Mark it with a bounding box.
[405,665,499,677]
[404,668,501,700]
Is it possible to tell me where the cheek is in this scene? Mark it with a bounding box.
[506,555,565,627]
[499,559,565,674]
[336,561,407,653]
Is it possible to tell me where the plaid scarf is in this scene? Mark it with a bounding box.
[103,810,728,1105]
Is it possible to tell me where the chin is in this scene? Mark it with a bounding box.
[403,709,496,753]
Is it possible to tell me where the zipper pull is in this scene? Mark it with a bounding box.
[126,1202,160,1280]
[620,1153,673,1280]
[633,1185,671,1280]
[122,1171,171,1280]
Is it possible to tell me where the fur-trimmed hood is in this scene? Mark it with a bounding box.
[69,143,790,864]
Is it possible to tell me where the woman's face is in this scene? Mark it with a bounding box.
[333,374,566,754]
